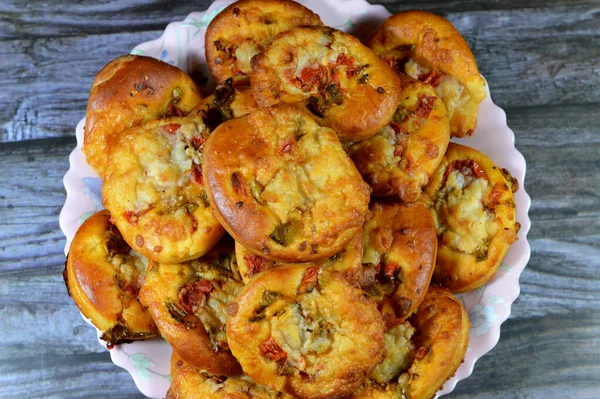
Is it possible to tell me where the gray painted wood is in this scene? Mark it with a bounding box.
[1,0,599,398]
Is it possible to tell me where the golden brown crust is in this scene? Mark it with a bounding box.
[202,104,370,263]
[138,237,243,376]
[188,81,259,131]
[64,210,158,347]
[227,264,386,399]
[349,287,469,399]
[167,352,294,399]
[367,11,486,137]
[205,0,323,86]
[422,143,518,292]
[236,231,363,285]
[362,202,437,330]
[348,75,449,202]
[102,116,225,263]
[251,26,401,141]
[84,55,202,176]
[405,287,470,399]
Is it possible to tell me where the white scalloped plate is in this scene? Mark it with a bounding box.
[59,0,531,397]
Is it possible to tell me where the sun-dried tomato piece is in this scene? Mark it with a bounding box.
[192,164,203,185]
[278,135,295,156]
[297,63,328,92]
[298,266,319,294]
[244,253,269,277]
[421,70,443,87]
[260,337,287,362]
[178,279,214,314]
[445,160,487,181]
[231,172,246,196]
[415,95,437,118]
[160,123,181,135]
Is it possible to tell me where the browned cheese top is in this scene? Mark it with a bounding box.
[202,104,371,263]
[251,26,401,141]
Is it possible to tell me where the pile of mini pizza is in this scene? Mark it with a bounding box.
[63,1,520,398]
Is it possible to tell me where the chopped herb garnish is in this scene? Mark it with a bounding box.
[166,301,187,324]
[269,222,292,246]
[254,290,281,315]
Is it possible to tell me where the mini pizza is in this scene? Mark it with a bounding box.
[235,231,363,284]
[205,0,322,86]
[63,210,158,348]
[349,287,470,399]
[423,143,519,292]
[251,26,402,141]
[348,75,450,202]
[227,264,386,399]
[367,11,486,137]
[102,116,224,263]
[361,202,437,330]
[188,79,258,131]
[138,237,243,376]
[166,352,295,399]
[202,104,371,263]
[404,286,470,399]
[84,55,202,176]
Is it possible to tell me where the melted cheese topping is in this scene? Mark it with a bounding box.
[434,170,498,254]
[404,59,469,120]
[271,300,332,373]
[370,322,416,384]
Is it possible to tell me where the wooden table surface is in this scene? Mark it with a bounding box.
[1,0,599,398]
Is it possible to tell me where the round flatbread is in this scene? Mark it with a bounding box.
[102,116,225,263]
[422,143,519,292]
[139,237,243,376]
[206,0,322,86]
[227,264,386,399]
[202,104,371,263]
[348,75,449,202]
[361,202,437,330]
[84,55,202,176]
[368,11,486,137]
[251,26,401,141]
[64,210,158,348]
[350,287,470,399]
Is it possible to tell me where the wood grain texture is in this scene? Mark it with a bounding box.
[1,0,599,398]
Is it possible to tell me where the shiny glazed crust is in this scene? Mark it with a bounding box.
[235,231,363,284]
[202,104,371,263]
[84,55,202,176]
[362,202,437,330]
[64,210,158,347]
[348,75,449,202]
[205,0,322,86]
[367,11,486,137]
[422,143,519,292]
[138,238,243,376]
[251,26,401,141]
[226,264,386,399]
[188,81,258,131]
[102,116,225,263]
[166,352,294,399]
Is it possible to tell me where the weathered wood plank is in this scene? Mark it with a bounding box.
[0,0,596,41]
[2,3,600,142]
[452,311,600,399]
